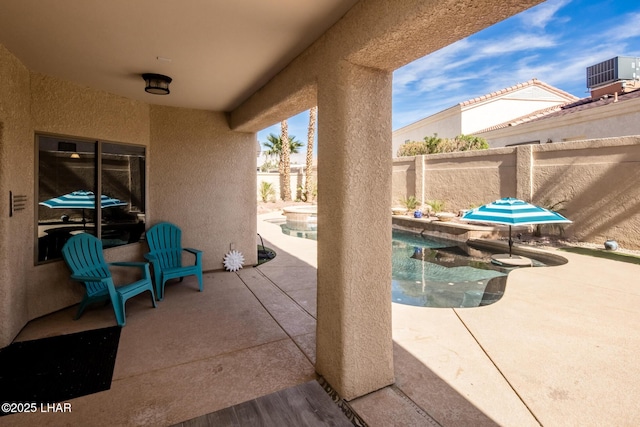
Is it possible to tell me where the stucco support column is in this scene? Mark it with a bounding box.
[516,145,534,201]
[316,60,394,400]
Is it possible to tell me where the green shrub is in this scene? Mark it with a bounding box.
[452,134,489,151]
[259,181,276,202]
[396,140,427,157]
[397,133,488,156]
[425,199,445,213]
[399,195,421,210]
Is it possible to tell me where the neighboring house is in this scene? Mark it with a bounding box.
[392,79,578,156]
[476,84,640,148]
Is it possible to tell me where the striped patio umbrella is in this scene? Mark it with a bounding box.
[461,197,571,257]
[39,190,127,225]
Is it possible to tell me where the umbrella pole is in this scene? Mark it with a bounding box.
[508,225,513,257]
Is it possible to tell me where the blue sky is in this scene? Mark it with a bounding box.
[257,0,640,164]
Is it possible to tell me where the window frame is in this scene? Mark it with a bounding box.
[35,133,146,265]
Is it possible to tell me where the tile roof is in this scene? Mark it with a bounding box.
[475,88,640,134]
[459,78,578,107]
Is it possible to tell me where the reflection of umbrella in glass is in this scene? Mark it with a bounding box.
[39,190,127,225]
[461,197,571,257]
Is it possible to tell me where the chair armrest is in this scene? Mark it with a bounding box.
[70,275,110,283]
[109,261,152,279]
[109,261,148,268]
[184,248,203,265]
[144,253,158,261]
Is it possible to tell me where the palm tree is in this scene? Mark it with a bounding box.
[262,133,304,159]
[304,106,317,202]
[262,131,303,200]
[280,120,291,201]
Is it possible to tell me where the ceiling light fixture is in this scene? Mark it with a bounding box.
[142,73,172,95]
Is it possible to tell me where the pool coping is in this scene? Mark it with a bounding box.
[468,238,569,266]
[392,215,509,242]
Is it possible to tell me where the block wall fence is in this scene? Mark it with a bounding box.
[392,136,640,249]
[257,167,317,202]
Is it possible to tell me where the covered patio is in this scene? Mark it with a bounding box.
[0,0,549,403]
[3,213,640,426]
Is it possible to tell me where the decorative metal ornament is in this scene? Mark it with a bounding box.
[223,250,245,272]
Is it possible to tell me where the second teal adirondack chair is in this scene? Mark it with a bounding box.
[62,233,157,326]
[144,222,203,300]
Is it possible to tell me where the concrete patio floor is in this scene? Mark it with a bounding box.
[2,211,640,426]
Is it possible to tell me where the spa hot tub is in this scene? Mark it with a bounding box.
[282,205,317,231]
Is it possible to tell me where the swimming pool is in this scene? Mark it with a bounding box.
[278,221,317,240]
[391,229,514,308]
[272,217,560,308]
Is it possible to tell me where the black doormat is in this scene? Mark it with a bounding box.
[0,326,121,416]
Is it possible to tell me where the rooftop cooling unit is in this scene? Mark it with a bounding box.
[586,56,640,89]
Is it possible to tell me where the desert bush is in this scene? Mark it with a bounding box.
[425,199,445,213]
[399,195,421,210]
[397,133,488,156]
[259,181,276,202]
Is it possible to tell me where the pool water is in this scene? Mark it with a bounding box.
[279,222,317,240]
[391,230,514,308]
[274,219,551,308]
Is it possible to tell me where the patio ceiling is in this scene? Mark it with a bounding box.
[0,0,358,112]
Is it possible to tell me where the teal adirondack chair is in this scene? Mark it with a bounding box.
[62,233,157,326]
[144,222,203,300]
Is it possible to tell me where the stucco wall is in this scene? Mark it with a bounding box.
[0,44,33,347]
[532,138,640,247]
[257,170,311,202]
[393,136,640,249]
[462,96,569,135]
[148,106,257,270]
[481,96,640,147]
[31,74,150,144]
[391,157,416,206]
[316,61,394,399]
[28,74,151,322]
[0,46,257,347]
[419,148,517,211]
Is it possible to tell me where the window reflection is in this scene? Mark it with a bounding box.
[101,142,146,249]
[38,137,96,262]
[37,135,146,263]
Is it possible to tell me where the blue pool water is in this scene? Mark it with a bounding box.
[274,220,553,308]
[391,229,511,308]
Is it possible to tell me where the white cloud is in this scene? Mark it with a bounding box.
[602,12,640,41]
[519,0,572,29]
[393,39,473,90]
[394,31,557,100]
[479,34,557,55]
